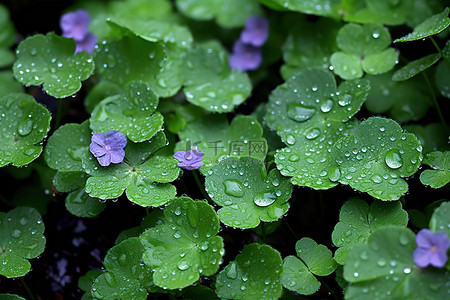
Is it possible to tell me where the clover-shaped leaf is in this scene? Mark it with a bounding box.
[0,207,45,278]
[332,198,408,264]
[344,0,413,26]
[265,68,370,144]
[330,23,398,79]
[140,197,224,289]
[392,53,441,81]
[420,151,450,189]
[183,41,252,112]
[13,33,94,98]
[282,238,337,295]
[344,227,450,300]
[0,71,22,97]
[215,243,283,300]
[82,132,180,206]
[332,117,423,200]
[205,157,293,228]
[0,93,51,167]
[90,81,164,143]
[65,188,106,218]
[175,115,267,174]
[395,7,450,42]
[91,237,153,300]
[430,201,450,237]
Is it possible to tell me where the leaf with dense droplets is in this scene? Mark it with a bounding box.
[265,68,370,145]
[344,227,450,300]
[90,81,164,143]
[45,121,91,172]
[176,0,262,27]
[0,207,45,278]
[392,53,441,81]
[332,198,408,264]
[91,237,153,300]
[395,7,450,42]
[216,243,282,299]
[420,151,450,189]
[65,188,106,218]
[82,132,180,206]
[330,23,398,79]
[332,117,423,200]
[175,115,267,174]
[183,41,252,112]
[0,93,51,167]
[281,18,339,79]
[344,0,413,26]
[140,197,224,289]
[12,33,94,98]
[205,157,293,228]
[430,201,450,237]
[260,0,340,17]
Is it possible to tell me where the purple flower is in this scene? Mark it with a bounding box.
[60,10,91,41]
[90,130,127,167]
[229,40,262,71]
[240,16,269,47]
[75,33,97,54]
[173,149,204,170]
[413,229,449,268]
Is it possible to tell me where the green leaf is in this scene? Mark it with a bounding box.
[44,121,91,172]
[332,198,408,264]
[344,0,413,26]
[0,48,14,68]
[0,71,23,97]
[331,23,397,79]
[404,123,450,154]
[0,295,26,300]
[82,132,180,206]
[0,207,45,278]
[13,33,94,98]
[0,93,51,167]
[84,80,122,114]
[116,210,164,244]
[430,201,450,237]
[183,41,252,112]
[392,53,441,81]
[52,171,88,193]
[435,59,450,99]
[344,227,450,300]
[79,269,102,293]
[65,188,106,218]
[332,117,423,200]
[265,68,370,144]
[91,238,152,300]
[175,0,221,21]
[215,243,283,300]
[420,151,450,188]
[175,115,267,174]
[394,7,450,42]
[282,255,320,295]
[260,0,340,18]
[205,157,293,228]
[90,81,164,143]
[140,197,224,289]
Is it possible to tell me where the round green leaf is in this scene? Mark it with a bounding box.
[44,121,91,172]
[0,207,45,278]
[332,198,408,264]
[90,81,164,143]
[362,48,398,75]
[13,33,94,98]
[394,7,450,42]
[344,227,450,300]
[0,93,51,167]
[392,53,441,81]
[216,243,283,300]
[430,201,450,237]
[140,197,224,289]
[420,151,450,188]
[205,157,293,228]
[79,269,102,293]
[332,117,423,200]
[65,188,106,218]
[329,52,363,80]
[91,238,152,300]
[295,237,337,276]
[52,171,89,193]
[282,255,320,295]
[0,71,23,97]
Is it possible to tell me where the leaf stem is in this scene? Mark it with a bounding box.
[54,100,63,129]
[421,72,447,127]
[192,170,211,202]
[20,278,37,300]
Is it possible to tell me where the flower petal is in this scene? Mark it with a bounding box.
[97,153,111,167]
[110,149,125,164]
[415,229,434,249]
[413,247,432,267]
[105,130,127,149]
[91,133,106,147]
[90,142,106,157]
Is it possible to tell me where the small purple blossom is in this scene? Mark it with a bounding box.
[229,40,262,71]
[60,10,91,42]
[413,229,449,268]
[240,16,269,47]
[75,33,97,54]
[173,149,204,170]
[90,130,127,167]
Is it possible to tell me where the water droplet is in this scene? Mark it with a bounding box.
[328,167,341,182]
[287,103,317,122]
[399,231,409,246]
[353,272,359,277]
[226,262,237,279]
[19,218,27,225]
[118,254,127,265]
[253,192,276,207]
[338,94,352,106]
[18,119,33,136]
[403,268,411,274]
[385,149,403,169]
[12,229,21,238]
[286,135,296,145]
[320,99,334,113]
[371,174,382,183]
[174,207,182,216]
[223,179,245,197]
[30,48,37,56]
[177,261,189,270]
[372,31,380,39]
[377,258,386,267]
[305,128,321,140]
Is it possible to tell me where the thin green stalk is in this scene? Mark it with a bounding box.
[20,278,36,300]
[261,222,266,243]
[54,100,63,129]
[192,170,211,202]
[421,72,447,127]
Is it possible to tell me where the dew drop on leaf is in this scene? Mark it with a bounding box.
[305,128,321,140]
[226,262,237,279]
[253,192,276,207]
[18,119,33,136]
[177,261,190,271]
[320,99,334,112]
[286,102,316,122]
[223,179,245,197]
[385,149,403,169]
[328,167,341,182]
